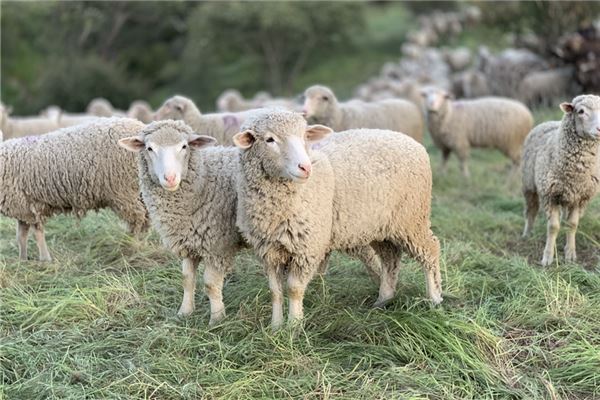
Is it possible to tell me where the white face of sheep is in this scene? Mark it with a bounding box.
[119,133,217,191]
[302,88,335,121]
[154,99,186,122]
[421,89,451,112]
[233,124,333,182]
[561,98,600,140]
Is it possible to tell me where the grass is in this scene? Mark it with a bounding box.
[1,107,599,399]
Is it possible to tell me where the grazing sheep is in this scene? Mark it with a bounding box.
[127,100,154,123]
[520,67,579,107]
[302,85,424,143]
[86,98,124,117]
[234,110,442,328]
[1,103,63,140]
[521,94,600,266]
[119,120,244,325]
[421,87,533,177]
[216,89,253,112]
[154,95,255,146]
[0,118,149,261]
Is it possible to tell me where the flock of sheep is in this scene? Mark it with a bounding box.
[1,54,599,329]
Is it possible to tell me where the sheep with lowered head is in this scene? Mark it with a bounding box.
[0,118,149,261]
[234,109,442,328]
[421,87,533,177]
[521,94,600,266]
[154,95,257,146]
[302,85,424,143]
[127,100,154,123]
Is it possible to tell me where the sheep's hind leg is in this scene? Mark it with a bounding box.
[178,257,199,317]
[541,207,560,266]
[371,241,401,308]
[16,221,30,261]
[33,223,51,261]
[402,231,443,305]
[564,207,579,263]
[204,256,229,326]
[522,191,539,237]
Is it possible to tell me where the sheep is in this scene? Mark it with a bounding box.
[154,95,256,146]
[444,47,472,72]
[519,67,579,107]
[86,98,126,117]
[421,87,534,177]
[0,118,149,261]
[302,85,424,143]
[216,89,253,112]
[127,100,154,123]
[233,109,442,328]
[521,94,600,266]
[118,120,244,325]
[1,103,63,140]
[118,119,382,325]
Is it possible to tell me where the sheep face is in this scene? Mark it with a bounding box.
[154,96,192,122]
[234,113,332,183]
[303,85,336,122]
[421,88,451,112]
[561,95,600,140]
[119,123,216,191]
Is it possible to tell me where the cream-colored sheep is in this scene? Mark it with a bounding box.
[421,87,533,177]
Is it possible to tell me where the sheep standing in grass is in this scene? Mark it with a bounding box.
[119,120,244,324]
[154,95,256,145]
[0,118,149,261]
[302,85,424,143]
[421,87,533,177]
[1,103,63,140]
[234,110,442,328]
[521,94,600,266]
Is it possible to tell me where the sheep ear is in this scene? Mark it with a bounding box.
[118,136,145,152]
[560,102,574,113]
[189,134,217,149]
[305,124,333,143]
[233,130,256,149]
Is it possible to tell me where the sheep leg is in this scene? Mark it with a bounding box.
[346,246,381,284]
[16,221,30,261]
[316,252,331,276]
[287,269,310,325]
[522,191,539,237]
[371,241,400,308]
[541,207,560,266]
[177,257,199,317]
[267,267,285,330]
[33,223,51,261]
[564,207,579,263]
[403,232,443,305]
[204,258,228,326]
[440,148,451,175]
[456,149,470,178]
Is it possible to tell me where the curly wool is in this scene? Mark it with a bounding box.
[154,95,257,145]
[304,85,424,143]
[0,117,149,233]
[426,95,533,164]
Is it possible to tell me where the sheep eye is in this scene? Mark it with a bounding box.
[182,144,188,150]
[266,137,275,143]
[322,96,329,101]
[147,146,153,152]
[578,109,585,115]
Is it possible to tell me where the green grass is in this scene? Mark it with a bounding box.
[1,107,599,399]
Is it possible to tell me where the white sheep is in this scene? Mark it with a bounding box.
[233,110,442,328]
[519,67,579,107]
[127,100,154,123]
[421,87,534,177]
[86,98,125,117]
[0,118,149,261]
[303,85,424,143]
[154,95,256,145]
[521,94,600,266]
[1,103,63,140]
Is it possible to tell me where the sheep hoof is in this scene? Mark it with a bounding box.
[177,306,194,317]
[564,249,577,263]
[38,255,52,262]
[430,294,443,305]
[208,311,226,326]
[372,298,394,309]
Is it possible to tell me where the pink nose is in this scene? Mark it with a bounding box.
[165,174,177,185]
[298,163,311,176]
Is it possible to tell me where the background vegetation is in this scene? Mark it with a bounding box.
[2,1,596,113]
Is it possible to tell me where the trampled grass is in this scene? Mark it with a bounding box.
[1,108,599,399]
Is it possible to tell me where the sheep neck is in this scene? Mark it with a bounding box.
[427,100,453,137]
[555,114,600,182]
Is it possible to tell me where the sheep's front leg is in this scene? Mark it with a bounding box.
[33,223,51,262]
[16,221,30,261]
[178,257,199,316]
[287,267,313,325]
[541,207,560,266]
[203,259,228,326]
[267,268,285,330]
[564,207,579,263]
[455,148,470,178]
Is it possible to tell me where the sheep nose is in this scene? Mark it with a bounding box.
[301,109,308,117]
[164,174,177,185]
[298,163,311,176]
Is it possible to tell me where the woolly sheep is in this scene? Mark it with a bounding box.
[118,120,382,325]
[0,118,149,261]
[520,67,579,107]
[39,106,101,127]
[216,89,253,112]
[154,95,256,146]
[233,110,442,328]
[127,100,154,123]
[303,85,424,143]
[1,103,63,140]
[444,47,472,72]
[421,87,534,177]
[521,94,600,266]
[87,98,119,117]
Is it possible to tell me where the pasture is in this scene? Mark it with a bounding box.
[1,107,599,400]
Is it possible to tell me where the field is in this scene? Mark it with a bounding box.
[1,107,599,400]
